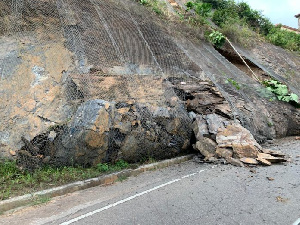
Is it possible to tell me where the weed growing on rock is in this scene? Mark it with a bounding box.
[262,79,299,105]
[139,0,148,5]
[208,30,226,48]
[226,78,240,90]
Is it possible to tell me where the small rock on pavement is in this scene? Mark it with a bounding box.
[240,157,259,165]
[226,157,244,167]
[257,153,287,163]
[257,158,272,166]
[267,177,274,181]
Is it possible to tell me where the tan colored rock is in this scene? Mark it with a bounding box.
[257,158,272,166]
[257,153,287,163]
[216,123,261,159]
[9,150,16,156]
[216,147,233,159]
[240,157,259,165]
[232,143,259,159]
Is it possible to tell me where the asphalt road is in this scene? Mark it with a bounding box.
[1,137,300,225]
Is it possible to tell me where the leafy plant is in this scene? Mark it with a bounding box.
[97,163,109,172]
[262,79,299,104]
[208,30,226,48]
[226,78,240,90]
[267,25,300,51]
[185,1,212,18]
[139,0,149,5]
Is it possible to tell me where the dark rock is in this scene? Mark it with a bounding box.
[39,99,193,167]
[226,157,244,167]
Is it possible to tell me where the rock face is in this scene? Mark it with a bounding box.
[17,99,192,169]
[0,0,299,169]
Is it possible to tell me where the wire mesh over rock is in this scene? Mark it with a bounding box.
[0,0,299,169]
[16,99,192,169]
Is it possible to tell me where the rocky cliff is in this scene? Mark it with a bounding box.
[0,0,299,168]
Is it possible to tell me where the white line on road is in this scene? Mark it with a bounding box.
[293,218,300,225]
[60,166,215,225]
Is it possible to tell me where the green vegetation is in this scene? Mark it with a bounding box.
[137,0,166,15]
[183,0,300,51]
[266,25,300,52]
[225,78,240,90]
[262,79,299,104]
[0,159,130,200]
[208,30,225,48]
[186,1,212,18]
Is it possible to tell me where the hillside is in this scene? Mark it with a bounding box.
[0,0,299,169]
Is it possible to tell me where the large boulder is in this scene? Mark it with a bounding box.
[16,99,193,168]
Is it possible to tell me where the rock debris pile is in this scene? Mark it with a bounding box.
[174,80,288,167]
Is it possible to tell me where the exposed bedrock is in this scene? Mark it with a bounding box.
[17,98,192,169]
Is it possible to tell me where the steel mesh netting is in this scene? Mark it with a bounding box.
[0,0,206,168]
[0,0,284,168]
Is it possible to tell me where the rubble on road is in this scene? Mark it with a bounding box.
[193,122,288,167]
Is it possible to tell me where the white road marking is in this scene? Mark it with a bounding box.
[60,166,215,225]
[293,218,300,225]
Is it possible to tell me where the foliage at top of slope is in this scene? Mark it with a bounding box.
[195,0,300,52]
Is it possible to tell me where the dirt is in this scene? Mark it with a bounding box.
[216,48,271,82]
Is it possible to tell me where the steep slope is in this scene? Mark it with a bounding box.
[0,0,299,167]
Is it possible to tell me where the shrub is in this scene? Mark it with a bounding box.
[185,1,212,18]
[262,79,299,104]
[221,20,259,48]
[267,26,300,51]
[208,30,226,48]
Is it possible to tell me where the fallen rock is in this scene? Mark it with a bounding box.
[240,157,259,165]
[232,143,259,159]
[216,124,261,159]
[216,124,262,151]
[262,149,286,157]
[257,153,287,163]
[257,158,272,166]
[216,147,233,159]
[226,157,244,167]
[194,137,217,159]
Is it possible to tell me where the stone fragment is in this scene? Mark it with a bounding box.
[226,157,244,167]
[232,143,259,159]
[257,153,287,163]
[215,103,232,118]
[262,149,285,157]
[194,137,217,158]
[206,113,226,135]
[9,150,16,156]
[240,157,259,165]
[192,116,209,139]
[216,123,261,159]
[215,147,233,159]
[257,158,271,166]
[276,196,289,203]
